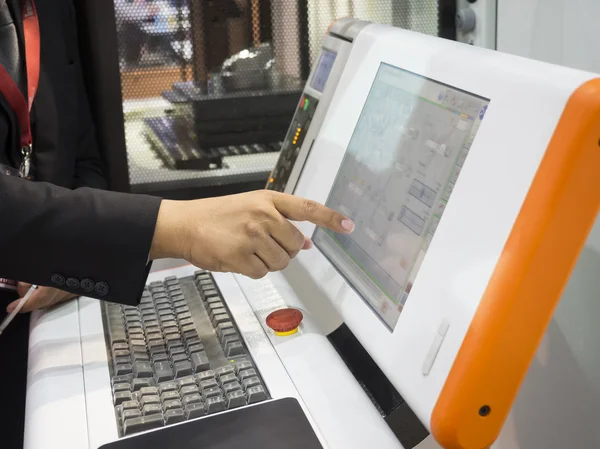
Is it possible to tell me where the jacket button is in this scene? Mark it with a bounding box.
[81,278,95,292]
[51,274,65,286]
[95,281,109,297]
[66,278,80,289]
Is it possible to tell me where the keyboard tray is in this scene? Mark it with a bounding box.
[99,397,323,449]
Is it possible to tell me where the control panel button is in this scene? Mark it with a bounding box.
[266,308,303,336]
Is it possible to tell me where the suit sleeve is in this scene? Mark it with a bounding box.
[0,174,161,305]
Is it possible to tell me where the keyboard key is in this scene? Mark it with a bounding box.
[208,303,224,315]
[148,340,165,351]
[226,390,247,409]
[183,330,198,340]
[152,353,169,364]
[165,333,182,343]
[139,386,159,397]
[216,321,234,339]
[242,376,261,390]
[113,383,131,393]
[176,311,192,321]
[215,365,235,378]
[178,317,194,327]
[163,399,183,412]
[132,352,150,363]
[171,353,188,364]
[234,361,253,374]
[159,314,176,323]
[195,370,215,383]
[154,361,174,382]
[169,346,186,357]
[219,329,237,344]
[206,295,221,305]
[202,387,222,400]
[182,394,202,407]
[158,382,178,395]
[180,385,199,398]
[123,414,164,436]
[174,361,192,378]
[115,364,133,376]
[133,362,153,378]
[191,352,210,373]
[188,344,205,356]
[131,378,154,392]
[114,391,132,406]
[223,382,242,394]
[210,307,226,320]
[225,341,244,357]
[219,373,238,386]
[178,376,196,389]
[113,349,130,358]
[200,378,218,391]
[205,396,226,414]
[238,369,257,382]
[112,374,133,385]
[121,409,141,423]
[212,314,229,327]
[185,402,206,420]
[167,341,183,352]
[185,336,202,347]
[246,385,268,404]
[150,347,167,357]
[121,400,139,411]
[140,395,160,408]
[146,333,162,342]
[142,404,162,416]
[113,356,131,367]
[160,391,179,403]
[164,408,185,425]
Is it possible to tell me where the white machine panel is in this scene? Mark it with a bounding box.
[290,23,596,431]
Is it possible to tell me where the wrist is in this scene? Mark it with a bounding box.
[149,199,189,260]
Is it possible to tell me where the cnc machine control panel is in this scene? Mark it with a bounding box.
[266,94,319,192]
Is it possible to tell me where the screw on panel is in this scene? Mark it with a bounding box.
[479,405,491,417]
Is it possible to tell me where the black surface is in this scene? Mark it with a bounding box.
[328,324,429,448]
[99,398,323,449]
[0,290,29,449]
[438,0,457,41]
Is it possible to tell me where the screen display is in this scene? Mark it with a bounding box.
[310,49,337,92]
[313,63,490,330]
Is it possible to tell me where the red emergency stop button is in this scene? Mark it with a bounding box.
[266,308,303,336]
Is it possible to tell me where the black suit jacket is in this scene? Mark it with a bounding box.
[0,0,161,305]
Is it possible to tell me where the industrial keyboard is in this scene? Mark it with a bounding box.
[102,271,270,437]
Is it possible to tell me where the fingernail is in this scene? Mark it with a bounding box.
[341,219,355,232]
[6,303,16,313]
[303,238,313,250]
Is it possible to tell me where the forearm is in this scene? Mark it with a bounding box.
[0,175,160,305]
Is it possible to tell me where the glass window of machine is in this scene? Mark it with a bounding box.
[314,63,490,330]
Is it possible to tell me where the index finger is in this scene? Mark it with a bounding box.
[271,193,355,234]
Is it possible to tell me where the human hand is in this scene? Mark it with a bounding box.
[150,190,354,279]
[6,282,78,314]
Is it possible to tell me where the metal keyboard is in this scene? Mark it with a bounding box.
[102,271,270,436]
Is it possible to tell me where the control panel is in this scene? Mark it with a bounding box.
[266,19,372,194]
[266,94,318,193]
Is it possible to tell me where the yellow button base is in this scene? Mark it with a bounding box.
[273,328,299,337]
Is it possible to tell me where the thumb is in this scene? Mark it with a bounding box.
[7,287,41,314]
[17,281,32,298]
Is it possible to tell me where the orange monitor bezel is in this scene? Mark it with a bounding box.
[431,78,600,449]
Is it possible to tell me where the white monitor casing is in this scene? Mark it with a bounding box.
[289,23,600,448]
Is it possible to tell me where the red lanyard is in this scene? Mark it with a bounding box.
[0,0,40,178]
